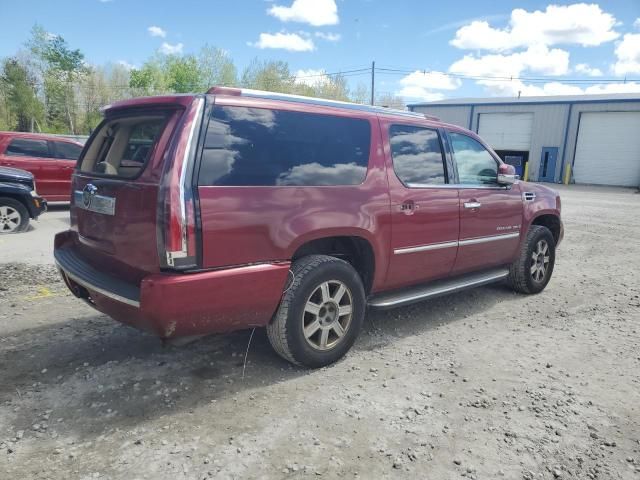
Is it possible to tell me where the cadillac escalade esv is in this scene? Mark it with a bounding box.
[54,87,563,367]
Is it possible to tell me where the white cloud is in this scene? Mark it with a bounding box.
[315,32,341,42]
[268,0,338,26]
[397,71,461,100]
[250,32,315,51]
[612,33,640,75]
[449,45,570,79]
[635,18,640,29]
[148,26,167,38]
[575,63,603,77]
[451,4,619,51]
[117,60,135,70]
[159,42,184,55]
[294,69,330,87]
[584,82,640,94]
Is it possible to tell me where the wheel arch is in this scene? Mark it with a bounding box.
[530,213,562,244]
[291,235,376,294]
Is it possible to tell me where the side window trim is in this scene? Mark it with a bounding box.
[446,129,507,189]
[389,124,449,189]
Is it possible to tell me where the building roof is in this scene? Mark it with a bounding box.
[408,92,640,108]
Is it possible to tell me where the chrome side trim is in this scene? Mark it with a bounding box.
[56,261,140,308]
[394,240,458,255]
[368,269,509,309]
[394,232,519,254]
[405,183,510,190]
[459,232,520,246]
[523,192,536,201]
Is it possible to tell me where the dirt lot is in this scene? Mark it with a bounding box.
[1,185,639,480]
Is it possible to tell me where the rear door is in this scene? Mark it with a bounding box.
[382,120,459,290]
[446,130,523,275]
[51,140,83,200]
[70,102,193,281]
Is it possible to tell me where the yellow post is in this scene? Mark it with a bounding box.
[563,164,571,185]
[523,162,530,182]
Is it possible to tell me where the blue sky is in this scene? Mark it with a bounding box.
[0,0,639,100]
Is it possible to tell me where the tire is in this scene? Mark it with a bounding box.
[508,225,556,294]
[267,255,366,368]
[0,197,30,234]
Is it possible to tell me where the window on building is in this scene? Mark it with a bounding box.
[198,106,371,186]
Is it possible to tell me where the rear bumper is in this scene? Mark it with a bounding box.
[54,235,290,338]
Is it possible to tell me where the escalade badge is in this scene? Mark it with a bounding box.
[82,184,98,209]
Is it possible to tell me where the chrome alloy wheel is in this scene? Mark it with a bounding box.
[531,239,550,282]
[0,205,21,233]
[303,280,353,351]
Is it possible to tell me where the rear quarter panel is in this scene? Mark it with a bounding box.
[197,96,392,292]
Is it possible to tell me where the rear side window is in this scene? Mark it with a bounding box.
[198,106,371,186]
[79,115,166,178]
[54,141,83,161]
[5,138,51,158]
[389,125,446,185]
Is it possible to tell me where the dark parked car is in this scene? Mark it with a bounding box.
[0,132,84,202]
[55,87,563,367]
[0,166,46,233]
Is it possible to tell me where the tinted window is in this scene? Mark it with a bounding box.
[389,125,446,185]
[6,138,50,158]
[449,132,498,185]
[54,141,83,160]
[198,106,371,186]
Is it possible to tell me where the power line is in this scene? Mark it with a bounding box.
[375,66,640,85]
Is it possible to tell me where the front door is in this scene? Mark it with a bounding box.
[447,131,523,275]
[383,121,459,290]
[539,147,558,182]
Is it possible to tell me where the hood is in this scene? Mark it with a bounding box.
[0,166,34,187]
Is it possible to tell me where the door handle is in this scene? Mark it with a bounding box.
[464,201,482,209]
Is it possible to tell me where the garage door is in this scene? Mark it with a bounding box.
[478,113,533,150]
[574,112,640,186]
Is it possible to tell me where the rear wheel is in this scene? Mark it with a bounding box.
[0,198,29,234]
[508,225,556,294]
[267,255,365,368]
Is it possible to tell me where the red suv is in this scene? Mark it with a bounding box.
[0,132,84,202]
[54,87,563,367]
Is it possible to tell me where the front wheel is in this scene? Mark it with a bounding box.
[507,225,556,294]
[0,198,30,234]
[267,255,366,368]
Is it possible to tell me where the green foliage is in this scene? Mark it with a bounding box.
[0,57,44,131]
[0,23,386,135]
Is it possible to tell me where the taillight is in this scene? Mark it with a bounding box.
[159,97,204,270]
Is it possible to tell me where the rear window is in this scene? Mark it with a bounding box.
[389,125,446,185]
[79,115,167,178]
[198,106,371,186]
[6,138,51,158]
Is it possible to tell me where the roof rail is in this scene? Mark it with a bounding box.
[206,86,425,119]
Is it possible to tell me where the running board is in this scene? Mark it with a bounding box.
[367,268,509,310]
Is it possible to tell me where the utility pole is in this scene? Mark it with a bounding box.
[370,61,375,106]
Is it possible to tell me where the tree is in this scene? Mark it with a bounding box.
[0,57,44,131]
[241,59,294,93]
[28,24,89,133]
[198,45,237,88]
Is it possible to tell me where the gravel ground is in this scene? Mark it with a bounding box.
[0,185,639,480]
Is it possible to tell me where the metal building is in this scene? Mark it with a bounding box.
[408,93,640,187]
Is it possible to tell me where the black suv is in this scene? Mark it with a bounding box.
[0,166,46,233]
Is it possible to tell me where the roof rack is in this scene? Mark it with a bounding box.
[206,86,429,120]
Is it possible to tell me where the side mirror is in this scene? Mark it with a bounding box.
[497,163,518,185]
